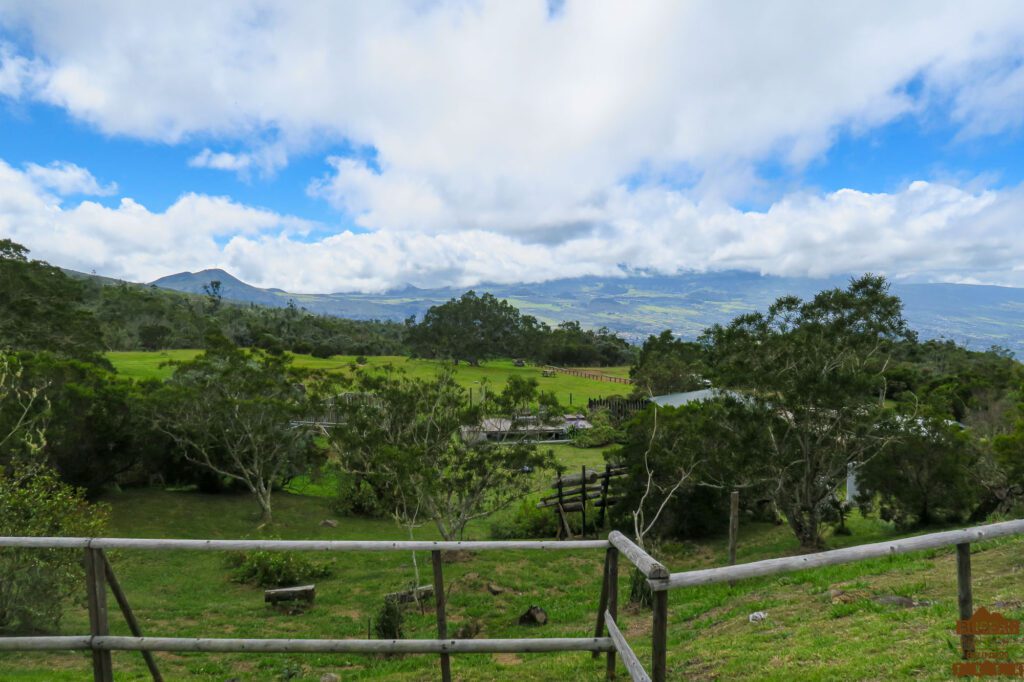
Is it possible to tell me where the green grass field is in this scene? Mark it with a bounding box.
[3,469,1021,680]
[105,352,634,406]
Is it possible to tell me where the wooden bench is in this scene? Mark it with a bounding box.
[264,584,316,605]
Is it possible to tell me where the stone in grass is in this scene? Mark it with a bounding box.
[871,595,918,608]
[487,582,506,596]
[456,619,483,639]
[748,611,768,623]
[320,674,341,682]
[518,605,548,626]
[320,519,339,528]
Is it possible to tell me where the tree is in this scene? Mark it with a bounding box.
[406,291,526,365]
[329,367,554,541]
[0,240,104,360]
[0,352,108,634]
[630,330,707,397]
[703,275,913,549]
[148,337,323,522]
[856,416,980,526]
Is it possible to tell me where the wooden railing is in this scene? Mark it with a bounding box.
[3,518,1024,681]
[545,366,633,385]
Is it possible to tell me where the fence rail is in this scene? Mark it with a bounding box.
[545,366,633,385]
[3,517,1024,681]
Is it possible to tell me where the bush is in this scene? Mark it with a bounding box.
[374,598,404,640]
[330,474,388,518]
[0,464,108,633]
[572,409,623,448]
[226,550,332,588]
[489,500,562,539]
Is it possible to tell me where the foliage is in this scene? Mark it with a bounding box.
[488,499,562,539]
[330,474,388,518]
[628,566,653,608]
[374,598,405,640]
[610,400,756,542]
[702,275,913,548]
[856,417,980,526]
[0,240,104,361]
[329,366,555,540]
[226,550,332,588]
[147,337,326,521]
[0,463,109,633]
[9,352,147,494]
[406,290,633,367]
[630,330,708,397]
[572,408,622,447]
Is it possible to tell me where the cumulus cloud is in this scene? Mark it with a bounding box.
[3,157,1024,292]
[24,161,117,196]
[2,2,1024,223]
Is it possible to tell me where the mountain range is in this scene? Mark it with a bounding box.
[146,269,1024,356]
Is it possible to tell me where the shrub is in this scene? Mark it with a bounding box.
[226,550,332,588]
[374,598,404,640]
[0,464,108,633]
[489,500,562,539]
[330,474,387,518]
[628,566,653,608]
[572,409,623,448]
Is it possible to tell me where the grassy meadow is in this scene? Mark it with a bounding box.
[3,460,1022,680]
[106,352,633,407]
[7,352,1016,679]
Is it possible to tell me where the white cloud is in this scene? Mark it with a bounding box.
[24,161,117,196]
[2,1,1024,222]
[4,157,1024,292]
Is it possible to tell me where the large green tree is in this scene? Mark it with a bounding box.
[148,338,324,522]
[329,367,554,540]
[630,330,707,397]
[703,275,913,548]
[406,291,527,365]
[0,240,104,360]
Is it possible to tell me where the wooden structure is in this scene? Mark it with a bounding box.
[544,366,632,385]
[265,585,316,605]
[2,517,1024,682]
[538,465,627,538]
[587,397,649,421]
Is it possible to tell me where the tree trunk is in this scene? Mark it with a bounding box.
[786,506,823,550]
[255,482,273,523]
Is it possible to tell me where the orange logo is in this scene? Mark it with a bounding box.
[957,607,1021,636]
[953,608,1023,678]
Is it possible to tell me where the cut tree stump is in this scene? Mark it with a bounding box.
[265,585,316,605]
[518,605,548,626]
[385,585,434,605]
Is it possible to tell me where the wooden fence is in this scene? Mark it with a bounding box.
[545,366,633,385]
[538,465,628,538]
[2,517,1024,681]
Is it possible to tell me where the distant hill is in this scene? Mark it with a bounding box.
[147,269,1024,355]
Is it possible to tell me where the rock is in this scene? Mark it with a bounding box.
[319,519,339,528]
[487,582,505,596]
[518,605,548,626]
[748,611,768,623]
[872,595,916,608]
[456,619,482,639]
[994,600,1023,609]
[320,674,341,682]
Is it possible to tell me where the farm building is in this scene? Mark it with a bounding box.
[461,414,592,444]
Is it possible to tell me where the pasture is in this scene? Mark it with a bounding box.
[3,472,1022,680]
[105,352,633,407]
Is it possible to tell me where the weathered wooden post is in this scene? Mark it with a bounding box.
[593,549,611,660]
[101,551,163,681]
[431,550,452,682]
[957,543,974,660]
[652,589,668,682]
[606,548,619,680]
[728,490,739,567]
[84,546,114,682]
[598,464,611,529]
[580,466,588,538]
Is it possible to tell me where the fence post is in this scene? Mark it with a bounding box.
[652,589,668,682]
[956,543,974,660]
[728,490,739,567]
[593,549,611,659]
[101,551,163,681]
[431,550,452,682]
[606,548,619,680]
[84,546,114,682]
[580,466,587,539]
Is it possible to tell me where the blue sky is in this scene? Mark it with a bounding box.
[1,1,1024,292]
